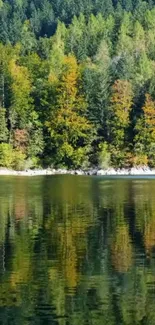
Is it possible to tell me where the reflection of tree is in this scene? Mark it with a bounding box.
[59,223,78,291]
[111,223,133,273]
[0,234,32,308]
[57,213,93,292]
[44,203,96,317]
[144,218,155,255]
[133,181,155,256]
[1,177,155,324]
[10,236,31,289]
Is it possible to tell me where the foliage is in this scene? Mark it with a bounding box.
[46,55,93,168]
[134,94,155,166]
[132,154,148,167]
[9,59,33,129]
[13,129,28,153]
[0,143,13,168]
[98,142,111,169]
[1,2,155,167]
[0,108,8,142]
[12,149,26,170]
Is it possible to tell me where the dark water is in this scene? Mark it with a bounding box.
[0,175,155,324]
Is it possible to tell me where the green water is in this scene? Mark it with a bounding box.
[0,175,155,324]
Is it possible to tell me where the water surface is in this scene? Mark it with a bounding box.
[0,175,155,324]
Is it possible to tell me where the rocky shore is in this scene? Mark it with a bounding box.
[0,166,155,176]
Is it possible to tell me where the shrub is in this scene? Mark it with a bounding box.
[147,143,155,167]
[132,154,148,167]
[0,143,14,168]
[98,142,111,169]
[13,129,28,153]
[12,150,26,170]
[72,147,89,169]
[24,156,41,169]
[110,146,132,168]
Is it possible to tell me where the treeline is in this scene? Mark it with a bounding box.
[1,0,155,43]
[1,3,155,169]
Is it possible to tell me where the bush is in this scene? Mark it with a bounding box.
[110,146,133,168]
[147,143,155,167]
[132,154,148,167]
[0,143,14,168]
[24,156,41,169]
[98,142,111,169]
[12,150,26,170]
[72,147,90,169]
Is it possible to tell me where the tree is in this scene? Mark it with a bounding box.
[134,94,155,166]
[46,55,93,168]
[110,79,133,144]
[117,12,133,55]
[94,0,114,17]
[66,14,88,61]
[9,58,33,129]
[82,40,111,148]
[109,80,133,166]
[0,108,8,142]
[143,93,155,132]
[20,20,37,55]
[133,21,145,57]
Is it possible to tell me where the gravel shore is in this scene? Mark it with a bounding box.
[0,167,155,176]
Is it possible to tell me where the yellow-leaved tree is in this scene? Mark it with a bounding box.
[9,58,33,130]
[109,79,133,167]
[134,94,155,167]
[143,94,155,133]
[47,55,93,168]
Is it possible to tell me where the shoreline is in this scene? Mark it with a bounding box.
[0,167,155,176]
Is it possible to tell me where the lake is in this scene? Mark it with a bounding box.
[0,175,155,324]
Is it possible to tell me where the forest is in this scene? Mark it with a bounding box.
[1,0,155,169]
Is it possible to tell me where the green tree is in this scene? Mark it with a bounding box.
[0,108,8,142]
[9,58,33,129]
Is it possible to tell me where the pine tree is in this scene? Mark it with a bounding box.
[0,108,8,142]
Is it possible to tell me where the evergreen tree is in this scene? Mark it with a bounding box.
[0,108,8,142]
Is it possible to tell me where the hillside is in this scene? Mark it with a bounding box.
[0,0,155,169]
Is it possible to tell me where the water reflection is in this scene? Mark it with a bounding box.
[0,176,155,324]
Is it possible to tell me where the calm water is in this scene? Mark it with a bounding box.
[0,175,155,324]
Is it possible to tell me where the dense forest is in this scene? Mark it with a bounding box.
[1,0,155,169]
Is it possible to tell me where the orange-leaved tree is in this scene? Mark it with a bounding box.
[111,79,133,128]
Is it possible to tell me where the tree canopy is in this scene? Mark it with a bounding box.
[1,0,155,168]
